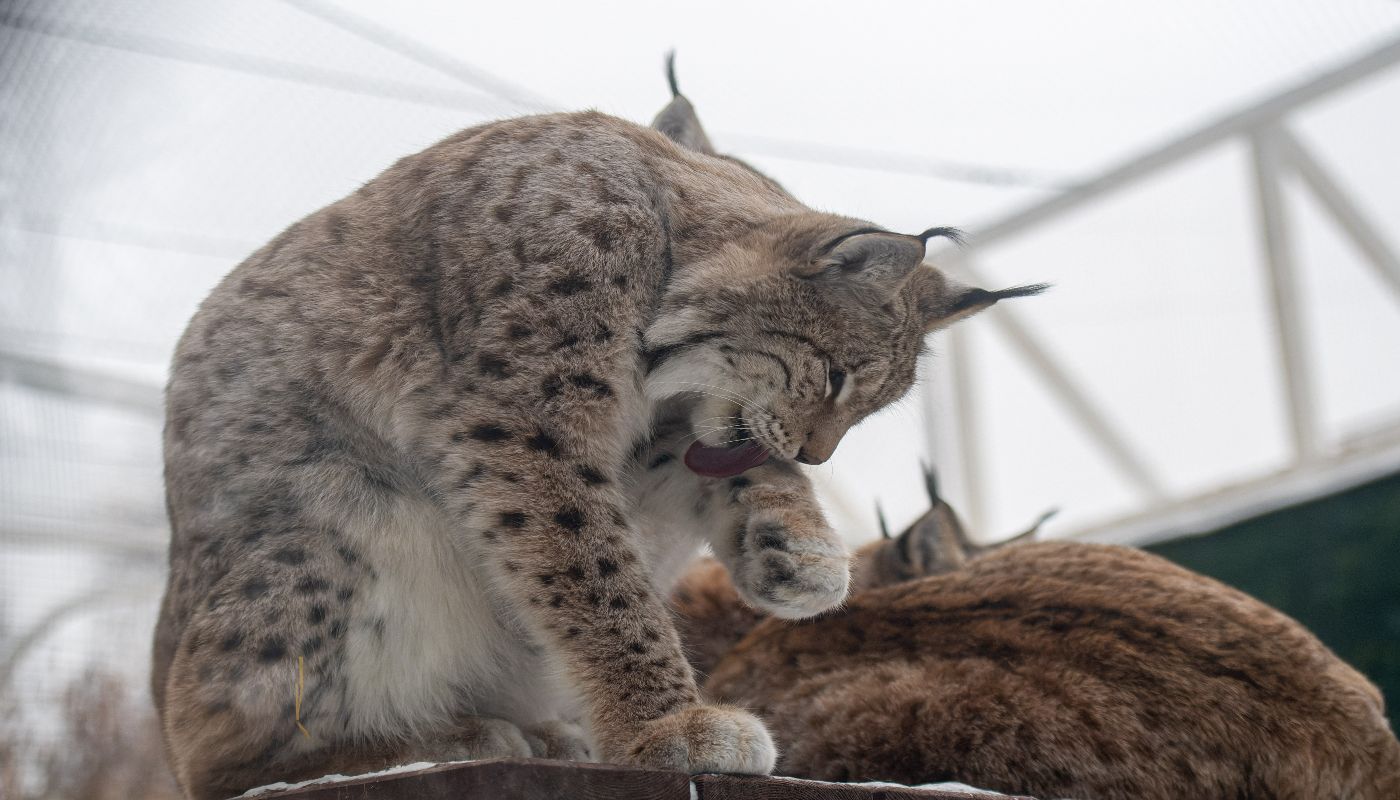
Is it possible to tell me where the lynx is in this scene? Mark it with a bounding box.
[674,471,1400,799]
[151,65,1040,798]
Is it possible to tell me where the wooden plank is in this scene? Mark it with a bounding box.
[249,759,1036,800]
[252,758,691,800]
[692,773,1030,800]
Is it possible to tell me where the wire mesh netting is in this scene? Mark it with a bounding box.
[4,1,1400,796]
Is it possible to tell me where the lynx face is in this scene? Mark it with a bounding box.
[643,230,918,472]
[642,79,1042,478]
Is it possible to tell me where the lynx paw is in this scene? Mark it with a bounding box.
[620,705,775,774]
[434,716,533,760]
[734,507,849,619]
[522,720,594,762]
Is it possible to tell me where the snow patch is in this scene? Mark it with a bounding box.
[236,759,474,797]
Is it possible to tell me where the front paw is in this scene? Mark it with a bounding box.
[619,705,775,774]
[734,507,849,619]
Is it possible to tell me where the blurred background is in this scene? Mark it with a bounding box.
[3,1,1399,796]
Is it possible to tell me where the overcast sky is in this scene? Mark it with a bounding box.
[4,0,1400,553]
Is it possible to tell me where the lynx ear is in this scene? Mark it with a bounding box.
[795,230,930,305]
[651,52,716,156]
[909,266,1048,332]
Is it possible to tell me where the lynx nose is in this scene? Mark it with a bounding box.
[798,419,847,465]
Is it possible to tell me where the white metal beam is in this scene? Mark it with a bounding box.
[1250,128,1321,462]
[931,37,1400,543]
[958,34,1400,249]
[952,259,1170,504]
[1074,421,1400,546]
[946,327,987,534]
[279,0,557,112]
[0,349,163,417]
[0,7,520,117]
[1273,126,1400,306]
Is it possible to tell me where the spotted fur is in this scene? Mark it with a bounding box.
[153,73,1033,799]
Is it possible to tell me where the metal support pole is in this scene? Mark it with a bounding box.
[950,260,1170,504]
[944,327,987,534]
[279,0,556,112]
[1273,126,1400,307]
[1250,128,1320,463]
[959,35,1400,249]
[0,349,163,418]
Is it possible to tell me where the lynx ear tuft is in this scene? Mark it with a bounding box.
[665,49,681,98]
[921,462,941,505]
[1007,507,1058,543]
[909,266,1049,333]
[916,227,966,247]
[651,51,717,156]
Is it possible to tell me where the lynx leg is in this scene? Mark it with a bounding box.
[626,430,848,619]
[161,596,533,799]
[167,703,532,799]
[708,460,849,619]
[270,715,534,781]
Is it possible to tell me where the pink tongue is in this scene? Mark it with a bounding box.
[683,441,770,478]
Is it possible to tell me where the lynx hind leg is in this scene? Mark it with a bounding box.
[169,711,535,799]
[163,613,534,800]
[273,715,536,781]
[717,462,849,619]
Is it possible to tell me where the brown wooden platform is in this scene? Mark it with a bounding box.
[249,758,1029,799]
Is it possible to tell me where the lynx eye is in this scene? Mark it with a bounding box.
[826,367,847,400]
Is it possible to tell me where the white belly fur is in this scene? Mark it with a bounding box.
[338,491,575,738]
[335,450,713,737]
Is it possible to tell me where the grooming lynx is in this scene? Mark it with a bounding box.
[675,472,1400,799]
[152,67,1039,798]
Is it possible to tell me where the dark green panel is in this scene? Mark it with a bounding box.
[1148,469,1400,729]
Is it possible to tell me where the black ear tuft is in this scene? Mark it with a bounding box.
[665,50,680,98]
[945,283,1051,316]
[916,227,966,247]
[910,267,1049,333]
[1031,507,1060,528]
[921,462,940,505]
[1024,507,1059,537]
[876,502,891,540]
